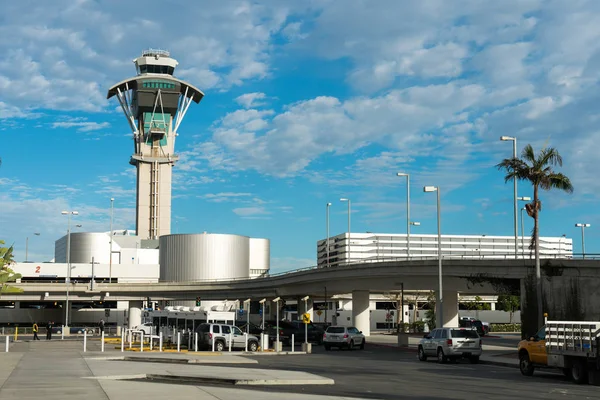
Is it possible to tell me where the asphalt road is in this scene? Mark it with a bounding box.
[224,345,600,400]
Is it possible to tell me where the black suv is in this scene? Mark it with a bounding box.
[459,318,486,336]
[264,320,325,345]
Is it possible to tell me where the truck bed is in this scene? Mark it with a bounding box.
[546,320,600,358]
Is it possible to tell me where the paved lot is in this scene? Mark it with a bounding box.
[2,336,600,399]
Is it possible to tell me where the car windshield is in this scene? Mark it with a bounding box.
[451,329,479,338]
[327,327,345,333]
[535,326,546,340]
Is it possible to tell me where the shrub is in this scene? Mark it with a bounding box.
[489,323,521,333]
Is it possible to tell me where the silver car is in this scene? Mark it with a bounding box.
[418,327,482,363]
[323,326,365,350]
[195,323,259,352]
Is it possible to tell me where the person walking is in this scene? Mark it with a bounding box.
[32,322,40,340]
[46,321,53,340]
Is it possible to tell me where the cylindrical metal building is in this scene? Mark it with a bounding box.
[159,233,253,282]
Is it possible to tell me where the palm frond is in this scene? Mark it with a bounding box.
[521,144,536,164]
[540,173,574,193]
[538,147,564,168]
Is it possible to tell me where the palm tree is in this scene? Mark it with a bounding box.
[497,144,573,329]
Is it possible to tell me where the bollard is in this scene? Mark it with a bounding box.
[194,332,198,352]
[159,332,163,352]
[150,335,153,351]
[212,337,215,352]
[101,331,105,352]
[61,326,64,341]
[177,332,181,352]
[83,331,87,352]
[14,327,18,342]
[292,334,295,353]
[228,334,232,352]
[5,336,9,352]
[140,332,144,352]
[188,330,191,350]
[260,333,264,352]
[121,331,124,353]
[244,333,248,352]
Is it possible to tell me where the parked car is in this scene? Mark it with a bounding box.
[194,323,259,352]
[235,320,263,335]
[323,326,365,350]
[459,317,487,336]
[289,320,325,344]
[418,327,482,363]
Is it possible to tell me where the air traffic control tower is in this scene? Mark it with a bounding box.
[107,50,204,240]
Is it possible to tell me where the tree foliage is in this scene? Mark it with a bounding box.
[497,295,520,324]
[0,240,22,295]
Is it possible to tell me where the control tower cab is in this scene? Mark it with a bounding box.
[107,49,204,240]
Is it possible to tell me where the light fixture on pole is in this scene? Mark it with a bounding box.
[397,173,411,259]
[340,198,351,263]
[326,202,332,267]
[575,223,591,259]
[517,197,531,258]
[109,198,114,284]
[272,297,282,352]
[61,210,79,332]
[301,295,310,345]
[500,135,518,259]
[423,186,443,328]
[520,207,527,258]
[259,298,267,331]
[25,233,40,262]
[244,298,251,334]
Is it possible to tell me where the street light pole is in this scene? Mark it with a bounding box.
[25,233,40,262]
[109,198,114,284]
[326,202,332,267]
[575,223,591,259]
[500,136,518,259]
[397,173,410,259]
[340,198,351,263]
[61,210,79,332]
[423,186,443,328]
[517,196,531,258]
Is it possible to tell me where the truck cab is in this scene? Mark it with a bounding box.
[518,325,548,376]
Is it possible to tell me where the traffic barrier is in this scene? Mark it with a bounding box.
[244,333,248,352]
[292,334,295,353]
[228,334,232,352]
[83,331,87,352]
[101,331,105,352]
[140,332,144,352]
[177,332,181,353]
[194,332,198,352]
[159,332,163,352]
[5,336,9,352]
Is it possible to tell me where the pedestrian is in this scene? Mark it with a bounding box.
[99,319,105,335]
[46,321,53,340]
[33,322,40,340]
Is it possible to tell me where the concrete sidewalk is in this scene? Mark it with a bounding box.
[0,341,351,400]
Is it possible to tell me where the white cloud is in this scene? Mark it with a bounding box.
[52,121,110,132]
[232,206,270,217]
[201,192,252,202]
[235,92,267,108]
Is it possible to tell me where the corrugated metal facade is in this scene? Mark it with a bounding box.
[160,233,261,282]
[249,238,270,278]
[54,232,111,264]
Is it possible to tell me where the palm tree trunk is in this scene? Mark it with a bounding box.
[534,185,543,328]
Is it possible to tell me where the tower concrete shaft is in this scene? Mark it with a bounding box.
[107,49,204,239]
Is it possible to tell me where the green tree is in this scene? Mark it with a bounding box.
[497,295,520,324]
[424,291,436,330]
[497,144,573,328]
[0,240,22,295]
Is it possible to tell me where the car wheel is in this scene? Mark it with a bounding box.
[571,361,588,384]
[349,340,355,350]
[248,341,258,352]
[324,344,331,351]
[418,346,427,361]
[215,340,225,352]
[519,352,534,376]
[359,339,365,350]
[437,348,447,364]
[469,356,480,364]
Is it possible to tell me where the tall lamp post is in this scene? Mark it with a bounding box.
[423,186,443,328]
[575,223,591,259]
[25,233,40,262]
[340,198,351,263]
[517,196,531,258]
[326,202,332,267]
[61,210,79,332]
[397,173,411,259]
[109,198,114,284]
[500,136,518,259]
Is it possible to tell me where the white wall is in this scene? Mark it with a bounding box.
[12,262,159,282]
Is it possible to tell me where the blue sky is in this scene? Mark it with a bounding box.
[1,0,599,272]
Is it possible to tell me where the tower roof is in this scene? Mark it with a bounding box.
[106,75,204,103]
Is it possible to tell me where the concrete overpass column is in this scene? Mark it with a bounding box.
[352,290,370,336]
[128,300,143,329]
[297,297,314,322]
[436,290,459,328]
